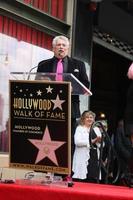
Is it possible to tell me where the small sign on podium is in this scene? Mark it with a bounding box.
[9,80,71,175]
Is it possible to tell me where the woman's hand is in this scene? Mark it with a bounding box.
[92,136,102,144]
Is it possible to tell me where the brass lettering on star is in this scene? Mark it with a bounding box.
[43,147,50,154]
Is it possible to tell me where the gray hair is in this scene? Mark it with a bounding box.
[52,35,69,47]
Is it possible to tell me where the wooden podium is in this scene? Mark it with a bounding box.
[9,72,92,176]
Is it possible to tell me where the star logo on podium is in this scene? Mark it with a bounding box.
[51,95,65,110]
[46,85,53,93]
[28,125,65,165]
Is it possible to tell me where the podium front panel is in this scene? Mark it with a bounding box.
[9,80,71,175]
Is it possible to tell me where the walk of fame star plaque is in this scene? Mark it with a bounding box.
[9,79,71,175]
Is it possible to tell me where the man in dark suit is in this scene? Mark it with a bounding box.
[36,35,90,158]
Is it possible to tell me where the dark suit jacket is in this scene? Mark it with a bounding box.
[36,56,90,118]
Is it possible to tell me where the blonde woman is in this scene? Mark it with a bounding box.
[72,111,102,182]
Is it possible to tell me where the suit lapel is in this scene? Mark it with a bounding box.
[67,58,75,73]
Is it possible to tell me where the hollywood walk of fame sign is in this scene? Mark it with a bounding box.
[9,80,71,175]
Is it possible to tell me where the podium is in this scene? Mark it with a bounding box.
[9,72,92,177]
[10,72,92,95]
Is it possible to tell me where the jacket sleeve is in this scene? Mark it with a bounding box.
[79,61,90,89]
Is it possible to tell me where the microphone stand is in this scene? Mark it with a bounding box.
[27,66,38,80]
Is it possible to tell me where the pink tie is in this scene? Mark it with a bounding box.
[56,59,63,81]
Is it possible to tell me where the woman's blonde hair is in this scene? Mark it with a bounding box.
[79,110,96,125]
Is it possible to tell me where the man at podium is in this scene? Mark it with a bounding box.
[36,35,90,157]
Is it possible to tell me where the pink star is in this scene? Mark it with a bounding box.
[28,125,65,166]
[51,95,65,110]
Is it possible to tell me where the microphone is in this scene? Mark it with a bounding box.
[27,65,38,80]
